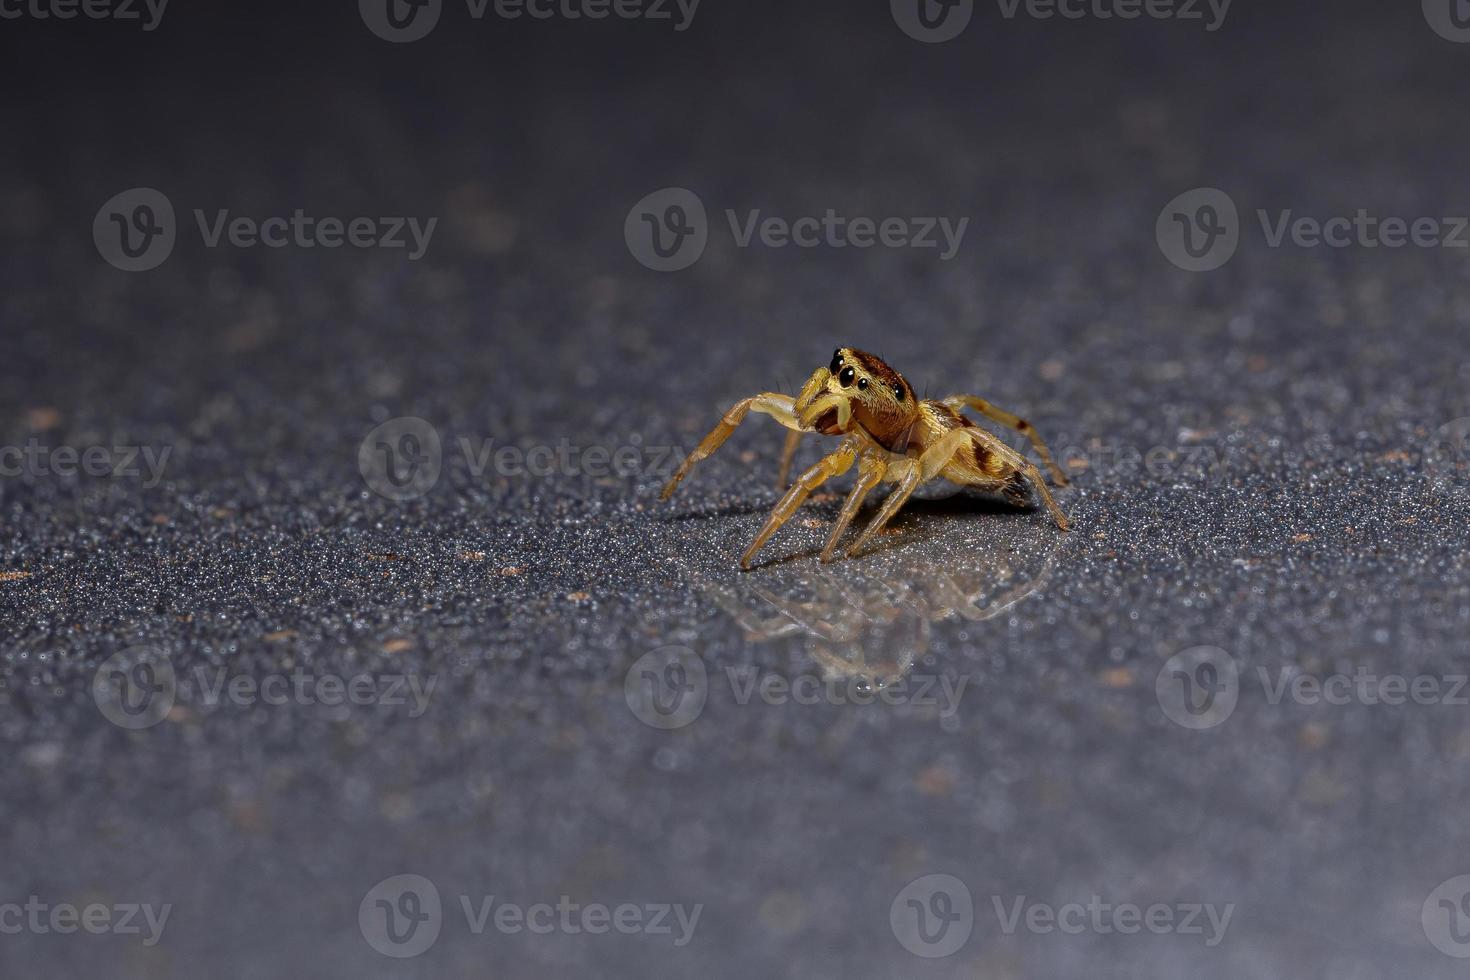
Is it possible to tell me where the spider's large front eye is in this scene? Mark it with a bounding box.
[830,351,843,373]
[838,366,856,387]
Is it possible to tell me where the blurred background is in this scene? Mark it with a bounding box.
[3,0,1470,976]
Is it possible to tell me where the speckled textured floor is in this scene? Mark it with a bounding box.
[3,2,1470,977]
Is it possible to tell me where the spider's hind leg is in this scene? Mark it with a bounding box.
[949,427,1071,532]
[1001,471,1030,509]
[942,394,1069,486]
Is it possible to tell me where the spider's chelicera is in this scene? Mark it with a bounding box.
[661,347,1072,569]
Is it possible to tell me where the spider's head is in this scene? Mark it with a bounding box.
[794,347,920,449]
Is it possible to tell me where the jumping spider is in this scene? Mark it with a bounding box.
[662,347,1071,568]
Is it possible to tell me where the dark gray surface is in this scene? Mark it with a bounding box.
[3,2,1470,977]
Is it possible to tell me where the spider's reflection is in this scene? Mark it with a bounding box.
[689,507,1067,690]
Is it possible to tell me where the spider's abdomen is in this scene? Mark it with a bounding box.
[916,399,1022,485]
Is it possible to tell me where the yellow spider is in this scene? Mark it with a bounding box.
[662,348,1072,569]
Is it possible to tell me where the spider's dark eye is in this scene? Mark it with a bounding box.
[830,350,843,373]
[893,383,905,401]
[838,366,856,387]
[858,377,869,390]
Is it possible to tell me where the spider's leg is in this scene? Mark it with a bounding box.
[776,429,803,489]
[741,434,861,570]
[1016,457,1071,531]
[819,450,888,563]
[942,394,1069,486]
[946,425,1071,532]
[662,393,801,501]
[843,459,922,558]
[844,427,978,558]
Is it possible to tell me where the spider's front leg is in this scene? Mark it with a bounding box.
[661,393,803,501]
[819,450,888,562]
[741,434,862,570]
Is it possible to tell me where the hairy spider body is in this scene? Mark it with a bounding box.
[661,347,1071,569]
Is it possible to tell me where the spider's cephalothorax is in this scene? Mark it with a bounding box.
[662,347,1071,569]
[794,348,920,451]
